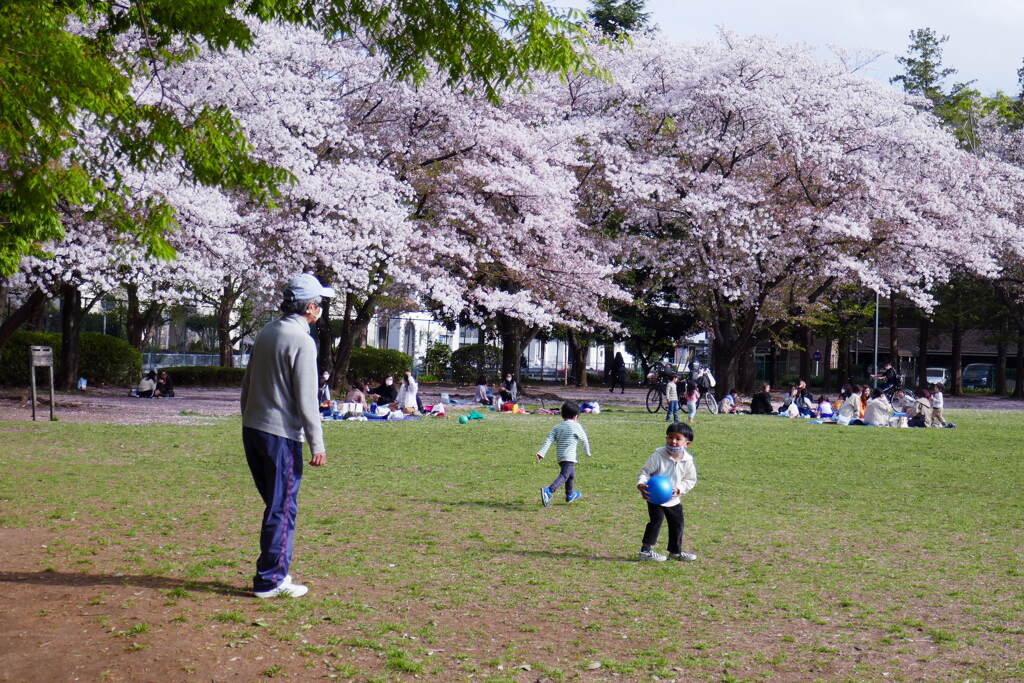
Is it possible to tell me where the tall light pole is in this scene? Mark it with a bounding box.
[872,290,880,388]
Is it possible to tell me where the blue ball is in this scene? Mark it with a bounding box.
[646,475,674,505]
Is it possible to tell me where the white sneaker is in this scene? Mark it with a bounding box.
[638,549,667,562]
[669,551,697,562]
[254,575,308,598]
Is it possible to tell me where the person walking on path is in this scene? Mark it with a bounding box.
[241,273,332,599]
[609,352,628,393]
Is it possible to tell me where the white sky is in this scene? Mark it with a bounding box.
[557,0,1024,95]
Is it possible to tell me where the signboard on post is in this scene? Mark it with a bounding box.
[28,346,56,422]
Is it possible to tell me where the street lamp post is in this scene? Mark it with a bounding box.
[872,290,880,388]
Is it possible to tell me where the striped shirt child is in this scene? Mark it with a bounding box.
[537,404,592,506]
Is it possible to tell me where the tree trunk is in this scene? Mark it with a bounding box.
[916,313,929,388]
[59,284,83,389]
[330,292,377,393]
[711,336,741,400]
[822,336,833,392]
[735,347,754,394]
[602,342,614,383]
[0,289,49,349]
[1014,327,1023,399]
[889,295,900,369]
[839,335,851,384]
[496,313,536,382]
[215,281,241,368]
[768,344,778,388]
[950,319,963,395]
[125,283,164,352]
[566,330,588,386]
[217,305,234,367]
[798,326,811,382]
[995,322,1007,395]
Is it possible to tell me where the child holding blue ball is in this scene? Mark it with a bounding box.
[636,422,698,562]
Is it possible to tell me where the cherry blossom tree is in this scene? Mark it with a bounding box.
[579,32,1023,391]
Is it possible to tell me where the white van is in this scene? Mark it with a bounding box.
[926,367,949,387]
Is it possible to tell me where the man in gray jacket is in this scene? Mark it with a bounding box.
[241,273,332,598]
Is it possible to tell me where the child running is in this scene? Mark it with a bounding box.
[536,401,592,506]
[637,422,698,562]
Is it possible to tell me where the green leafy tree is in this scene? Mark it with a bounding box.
[0,0,597,275]
[890,27,982,147]
[890,28,957,104]
[587,0,650,36]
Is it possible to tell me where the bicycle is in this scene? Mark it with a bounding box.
[882,381,914,404]
[645,380,667,414]
[701,387,719,414]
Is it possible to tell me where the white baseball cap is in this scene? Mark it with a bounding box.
[284,273,335,300]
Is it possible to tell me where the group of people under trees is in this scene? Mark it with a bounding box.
[746,374,948,427]
[475,373,519,406]
[319,371,421,416]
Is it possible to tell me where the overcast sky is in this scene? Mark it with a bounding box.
[557,0,1024,95]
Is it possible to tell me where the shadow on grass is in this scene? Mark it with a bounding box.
[427,498,535,512]
[502,549,635,564]
[0,570,248,596]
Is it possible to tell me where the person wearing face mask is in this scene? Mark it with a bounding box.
[499,372,518,403]
[636,422,698,562]
[393,370,419,414]
[369,375,398,407]
[240,273,332,599]
[318,371,332,413]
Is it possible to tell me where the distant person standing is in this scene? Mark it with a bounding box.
[241,274,333,599]
[930,383,946,427]
[609,352,628,393]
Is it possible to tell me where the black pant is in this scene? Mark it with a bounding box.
[642,501,684,554]
[609,371,626,392]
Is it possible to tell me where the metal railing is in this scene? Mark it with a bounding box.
[143,352,250,369]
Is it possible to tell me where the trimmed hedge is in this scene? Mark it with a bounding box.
[347,347,411,383]
[168,365,247,386]
[450,344,502,383]
[0,330,141,387]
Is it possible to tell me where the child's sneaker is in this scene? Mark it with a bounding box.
[540,487,553,507]
[566,491,582,503]
[668,551,697,562]
[638,549,667,562]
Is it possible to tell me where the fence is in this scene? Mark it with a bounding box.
[143,352,250,369]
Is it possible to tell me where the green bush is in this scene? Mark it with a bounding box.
[168,366,246,386]
[422,341,452,379]
[0,330,141,387]
[79,332,142,386]
[347,347,411,383]
[450,344,501,383]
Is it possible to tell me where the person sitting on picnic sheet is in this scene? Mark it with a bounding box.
[136,370,157,398]
[154,370,175,398]
[369,375,398,406]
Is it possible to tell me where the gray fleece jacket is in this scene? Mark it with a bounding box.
[241,314,325,454]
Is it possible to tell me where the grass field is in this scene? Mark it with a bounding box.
[1,407,1022,681]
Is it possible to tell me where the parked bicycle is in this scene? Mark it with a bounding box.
[645,375,719,414]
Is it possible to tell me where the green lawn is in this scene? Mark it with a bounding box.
[1,407,1022,681]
